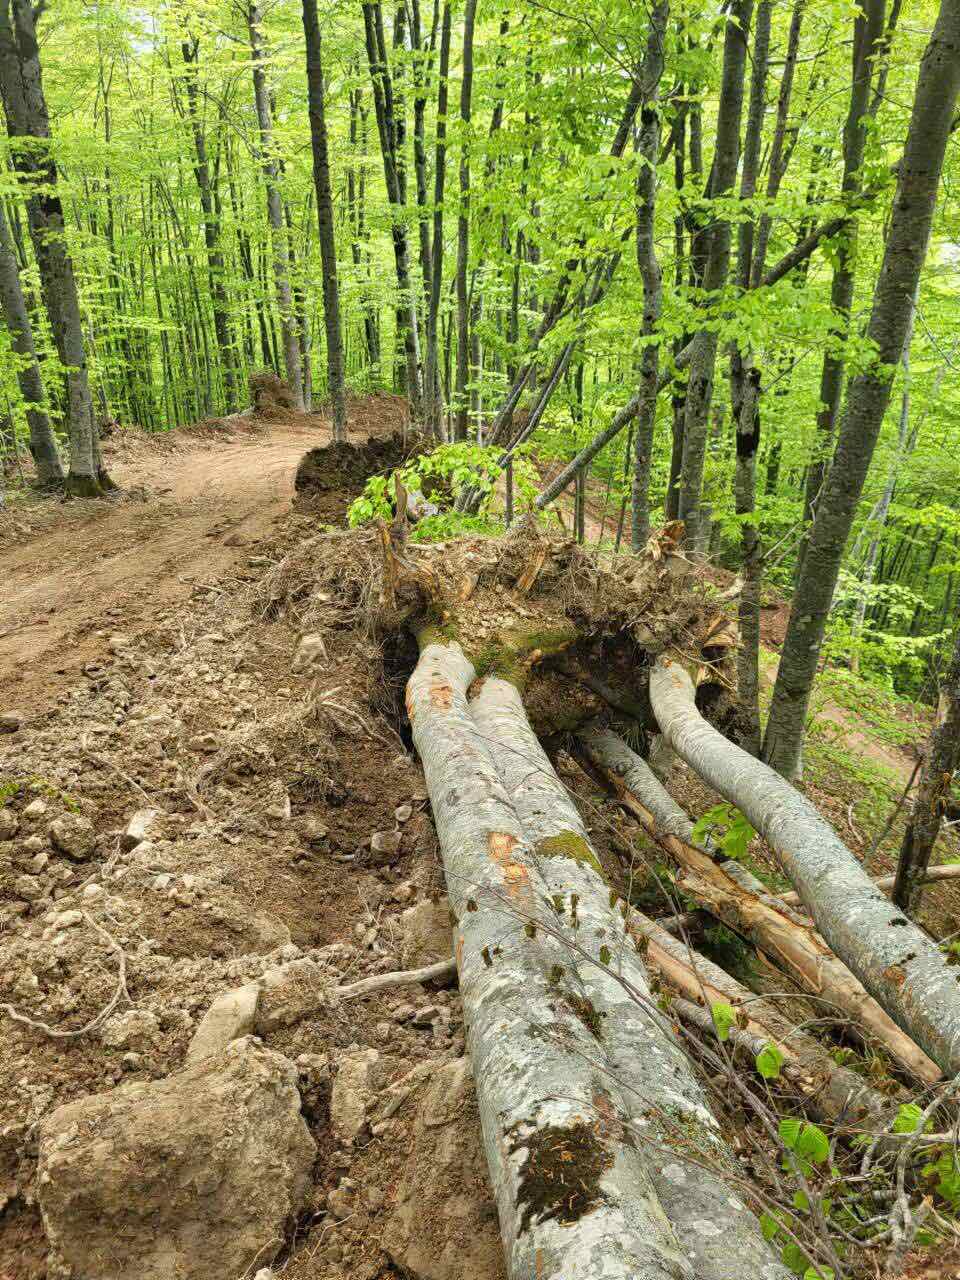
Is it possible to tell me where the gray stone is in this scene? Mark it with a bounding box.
[14,874,43,902]
[188,984,260,1063]
[399,897,452,967]
[121,808,159,852]
[0,710,24,733]
[0,809,18,840]
[22,798,47,821]
[370,829,402,859]
[100,1010,160,1050]
[38,1038,315,1280]
[330,1048,390,1144]
[49,814,96,861]
[383,1058,504,1280]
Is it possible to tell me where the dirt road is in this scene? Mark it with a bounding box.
[0,416,330,712]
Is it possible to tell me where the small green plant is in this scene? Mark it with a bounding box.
[347,442,540,532]
[691,802,756,862]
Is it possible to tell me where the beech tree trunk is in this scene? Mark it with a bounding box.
[302,0,346,438]
[631,3,668,550]
[578,725,940,1083]
[248,3,303,410]
[406,642,698,1280]
[893,624,960,912]
[362,2,423,416]
[452,0,477,442]
[423,2,451,436]
[0,198,62,485]
[798,0,886,573]
[676,0,752,549]
[179,36,236,415]
[650,654,960,1077]
[0,0,109,495]
[763,0,960,779]
[467,674,789,1280]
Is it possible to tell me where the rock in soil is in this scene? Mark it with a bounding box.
[382,1057,504,1280]
[399,897,453,967]
[48,814,96,861]
[187,982,261,1062]
[330,1047,392,1145]
[37,1037,315,1280]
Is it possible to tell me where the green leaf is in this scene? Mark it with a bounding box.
[760,1212,780,1242]
[756,1042,785,1080]
[710,1001,736,1042]
[778,1117,802,1150]
[796,1123,830,1165]
[892,1102,924,1133]
[792,1190,809,1213]
[781,1242,809,1275]
[803,1269,834,1280]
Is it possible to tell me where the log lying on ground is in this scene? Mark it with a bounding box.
[661,863,960,936]
[468,673,789,1280]
[650,656,960,1077]
[631,914,894,1127]
[406,641,694,1280]
[577,726,940,1084]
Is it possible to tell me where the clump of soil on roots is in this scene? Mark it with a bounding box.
[294,431,426,524]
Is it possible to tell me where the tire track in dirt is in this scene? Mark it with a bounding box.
[0,418,330,713]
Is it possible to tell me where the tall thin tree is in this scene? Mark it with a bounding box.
[303,0,346,438]
[763,0,960,779]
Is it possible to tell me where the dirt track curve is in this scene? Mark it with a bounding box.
[0,416,331,714]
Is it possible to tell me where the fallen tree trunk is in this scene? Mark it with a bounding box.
[468,673,789,1280]
[577,725,940,1083]
[406,640,694,1280]
[631,914,894,1127]
[649,654,960,1077]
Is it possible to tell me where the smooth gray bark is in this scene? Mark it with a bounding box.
[248,3,303,410]
[893,624,960,912]
[406,642,694,1280]
[631,912,893,1129]
[763,0,960,779]
[798,0,886,566]
[0,198,62,485]
[676,0,753,549]
[302,0,346,438]
[578,725,939,1082]
[0,0,105,494]
[631,2,669,550]
[470,676,790,1280]
[452,0,477,442]
[423,3,451,436]
[651,655,960,1076]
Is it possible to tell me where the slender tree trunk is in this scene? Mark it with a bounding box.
[452,0,477,441]
[423,3,451,436]
[302,0,346,438]
[763,0,960,779]
[362,2,424,416]
[796,0,886,576]
[248,4,303,409]
[651,653,960,1077]
[630,3,668,550]
[0,0,110,495]
[676,0,753,549]
[893,625,960,913]
[0,198,62,484]
[178,37,236,414]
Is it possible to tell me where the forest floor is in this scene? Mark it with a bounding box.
[0,398,956,1280]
